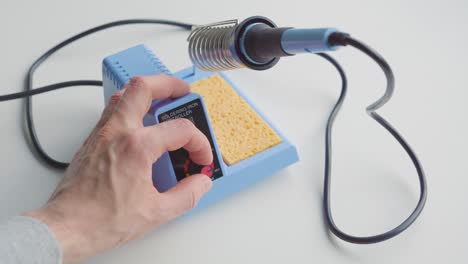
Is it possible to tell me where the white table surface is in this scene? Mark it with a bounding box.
[1,0,467,263]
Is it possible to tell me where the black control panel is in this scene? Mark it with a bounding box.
[158,98,223,181]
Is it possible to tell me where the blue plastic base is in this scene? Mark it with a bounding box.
[102,44,299,209]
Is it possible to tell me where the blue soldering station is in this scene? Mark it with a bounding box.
[102,43,299,208]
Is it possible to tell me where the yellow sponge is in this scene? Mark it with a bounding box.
[190,74,282,165]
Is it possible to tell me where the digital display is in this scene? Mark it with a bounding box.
[158,99,223,181]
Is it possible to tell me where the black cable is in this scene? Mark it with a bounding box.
[1,81,102,102]
[24,19,193,169]
[318,34,427,244]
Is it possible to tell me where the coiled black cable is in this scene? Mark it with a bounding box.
[23,19,193,168]
[318,34,427,244]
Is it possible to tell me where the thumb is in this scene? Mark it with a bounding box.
[161,174,213,219]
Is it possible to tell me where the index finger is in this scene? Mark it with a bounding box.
[142,118,213,166]
[112,74,190,128]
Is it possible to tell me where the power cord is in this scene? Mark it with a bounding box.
[0,81,102,101]
[317,33,427,243]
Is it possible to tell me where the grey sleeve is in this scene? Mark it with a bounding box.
[0,216,63,264]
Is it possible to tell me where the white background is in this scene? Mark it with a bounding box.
[1,0,467,263]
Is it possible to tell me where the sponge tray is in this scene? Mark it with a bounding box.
[190,74,283,166]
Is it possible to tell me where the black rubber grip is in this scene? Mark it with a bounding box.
[234,16,280,71]
[243,25,293,63]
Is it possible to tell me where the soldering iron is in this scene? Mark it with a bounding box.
[0,16,427,245]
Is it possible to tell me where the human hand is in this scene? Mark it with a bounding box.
[25,74,213,263]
